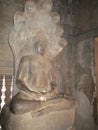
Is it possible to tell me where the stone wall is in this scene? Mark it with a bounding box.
[53,0,96,99]
[71,0,98,35]
[0,0,24,75]
[72,38,95,101]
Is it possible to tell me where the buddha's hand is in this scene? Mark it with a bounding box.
[35,96,47,101]
[40,96,47,101]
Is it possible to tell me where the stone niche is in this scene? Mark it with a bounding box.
[0,0,97,130]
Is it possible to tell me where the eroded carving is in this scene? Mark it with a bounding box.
[9,31,63,114]
[0,1,76,130]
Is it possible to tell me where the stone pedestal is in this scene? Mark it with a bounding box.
[0,98,76,130]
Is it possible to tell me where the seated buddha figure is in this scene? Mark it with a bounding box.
[9,32,62,115]
[0,32,76,130]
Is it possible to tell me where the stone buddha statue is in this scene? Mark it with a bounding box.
[0,1,76,130]
[9,32,61,115]
[0,32,76,130]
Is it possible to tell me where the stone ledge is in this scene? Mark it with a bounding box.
[0,99,76,130]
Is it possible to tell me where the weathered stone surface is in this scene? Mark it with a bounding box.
[8,0,67,94]
[72,38,95,102]
[0,0,23,75]
[72,0,98,35]
[75,90,96,130]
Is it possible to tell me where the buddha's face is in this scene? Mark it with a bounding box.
[42,0,52,12]
[38,0,52,12]
[25,1,36,14]
[34,41,47,56]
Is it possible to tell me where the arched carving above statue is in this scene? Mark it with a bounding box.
[9,0,67,94]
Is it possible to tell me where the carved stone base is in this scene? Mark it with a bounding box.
[0,98,76,130]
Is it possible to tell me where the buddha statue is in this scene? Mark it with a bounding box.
[0,1,76,130]
[9,32,62,115]
[0,32,76,130]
